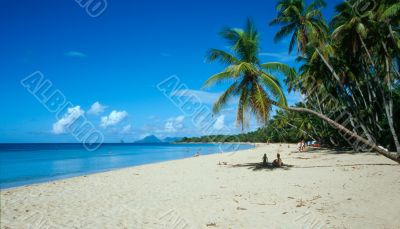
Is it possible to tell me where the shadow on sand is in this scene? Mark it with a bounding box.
[230,162,294,171]
[230,162,398,171]
[304,147,382,156]
[294,163,399,169]
[229,148,399,172]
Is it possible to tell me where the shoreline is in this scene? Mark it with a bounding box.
[0,144,253,191]
[0,143,254,190]
[1,143,399,228]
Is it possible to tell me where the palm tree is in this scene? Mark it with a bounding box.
[272,0,400,153]
[203,19,290,129]
[269,0,328,55]
[375,0,400,152]
[204,20,400,162]
[330,1,373,61]
[331,0,400,153]
[270,0,345,96]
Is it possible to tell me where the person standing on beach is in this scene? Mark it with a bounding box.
[301,140,305,152]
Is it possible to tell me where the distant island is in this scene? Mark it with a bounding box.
[134,135,182,144]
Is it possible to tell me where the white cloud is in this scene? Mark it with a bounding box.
[87,101,107,115]
[64,51,87,58]
[52,106,84,134]
[100,110,128,128]
[259,52,297,62]
[164,115,185,133]
[213,115,225,130]
[121,124,132,134]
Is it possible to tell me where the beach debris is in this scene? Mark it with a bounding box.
[310,195,322,203]
[236,207,247,210]
[282,212,288,214]
[252,201,276,206]
[296,199,306,208]
[206,223,217,227]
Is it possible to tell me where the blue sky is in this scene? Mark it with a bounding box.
[0,0,342,143]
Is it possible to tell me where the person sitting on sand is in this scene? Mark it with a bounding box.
[262,153,268,166]
[272,153,283,167]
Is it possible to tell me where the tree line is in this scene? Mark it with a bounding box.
[181,0,400,162]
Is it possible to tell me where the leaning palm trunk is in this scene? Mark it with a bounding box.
[271,101,400,163]
[317,46,400,154]
[359,34,375,68]
[315,48,343,87]
[383,54,400,153]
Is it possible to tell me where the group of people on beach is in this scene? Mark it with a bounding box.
[298,140,320,152]
[298,140,306,152]
[262,153,283,167]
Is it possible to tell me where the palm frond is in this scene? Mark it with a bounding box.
[212,82,238,113]
[259,71,288,107]
[261,62,297,80]
[251,83,272,123]
[206,49,239,65]
[381,2,400,20]
[274,23,296,43]
[202,71,234,89]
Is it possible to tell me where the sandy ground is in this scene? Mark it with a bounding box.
[1,144,400,229]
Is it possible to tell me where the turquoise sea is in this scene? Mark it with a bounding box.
[0,143,253,189]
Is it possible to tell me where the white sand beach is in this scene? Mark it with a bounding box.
[1,144,400,228]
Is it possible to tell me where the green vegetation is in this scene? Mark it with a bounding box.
[181,0,400,162]
[180,102,348,144]
[203,20,293,129]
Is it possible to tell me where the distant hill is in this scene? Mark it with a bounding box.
[134,135,163,143]
[163,137,183,143]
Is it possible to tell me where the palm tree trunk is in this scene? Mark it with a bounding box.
[315,48,343,87]
[383,54,400,153]
[359,34,375,68]
[315,46,400,155]
[389,24,400,55]
[272,102,400,163]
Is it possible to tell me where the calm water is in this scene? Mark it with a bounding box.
[0,143,253,189]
